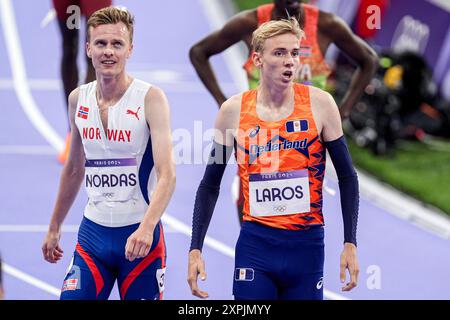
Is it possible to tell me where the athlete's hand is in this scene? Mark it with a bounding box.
[187,249,209,299]
[340,242,359,291]
[125,226,153,262]
[42,230,63,263]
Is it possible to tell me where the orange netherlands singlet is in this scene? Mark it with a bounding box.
[243,3,331,90]
[236,83,325,230]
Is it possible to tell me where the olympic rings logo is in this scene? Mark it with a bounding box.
[273,205,287,213]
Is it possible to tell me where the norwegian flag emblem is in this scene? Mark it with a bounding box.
[78,106,89,119]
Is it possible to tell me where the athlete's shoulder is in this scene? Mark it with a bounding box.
[221,93,243,114]
[226,9,258,32]
[234,8,258,23]
[317,10,352,37]
[132,78,152,90]
[308,86,339,122]
[146,84,165,96]
[308,84,331,99]
[317,9,338,26]
[216,93,242,131]
[145,85,169,112]
[308,85,337,111]
[68,87,81,107]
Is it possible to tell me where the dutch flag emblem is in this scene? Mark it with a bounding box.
[286,119,308,133]
[235,268,254,281]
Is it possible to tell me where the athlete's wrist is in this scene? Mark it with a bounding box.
[139,217,157,231]
[189,249,202,259]
[48,221,62,234]
[344,242,357,250]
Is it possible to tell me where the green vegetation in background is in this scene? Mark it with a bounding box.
[233,0,312,11]
[348,139,450,214]
[233,0,271,11]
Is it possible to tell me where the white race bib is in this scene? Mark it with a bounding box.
[248,169,310,217]
[85,158,138,202]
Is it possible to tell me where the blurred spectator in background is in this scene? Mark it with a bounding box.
[52,0,112,164]
[339,49,450,155]
[335,0,450,155]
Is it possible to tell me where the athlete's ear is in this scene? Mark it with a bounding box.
[253,51,263,68]
[86,41,92,59]
[86,27,92,58]
[127,43,133,59]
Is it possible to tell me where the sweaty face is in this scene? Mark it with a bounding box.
[255,33,300,86]
[274,0,303,17]
[86,22,133,78]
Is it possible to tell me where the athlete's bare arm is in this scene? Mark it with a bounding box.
[189,10,257,107]
[310,86,360,291]
[318,11,378,119]
[309,86,343,142]
[187,94,241,298]
[42,88,86,263]
[125,86,176,262]
[213,94,242,146]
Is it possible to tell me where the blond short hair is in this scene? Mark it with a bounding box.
[87,7,134,43]
[251,18,304,53]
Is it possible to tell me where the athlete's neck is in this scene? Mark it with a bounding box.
[258,82,294,109]
[96,73,133,104]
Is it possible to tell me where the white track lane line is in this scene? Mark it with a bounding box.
[3,263,60,297]
[0,0,64,152]
[0,145,57,155]
[0,225,79,232]
[40,8,56,28]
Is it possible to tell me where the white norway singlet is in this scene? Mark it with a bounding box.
[75,79,157,227]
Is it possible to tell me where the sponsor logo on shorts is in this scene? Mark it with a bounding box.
[62,264,81,292]
[62,278,79,292]
[316,277,324,290]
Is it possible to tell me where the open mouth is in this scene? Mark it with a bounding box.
[101,60,116,66]
[283,70,293,78]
